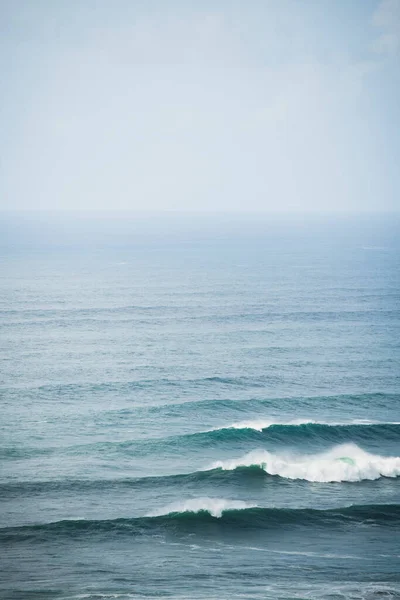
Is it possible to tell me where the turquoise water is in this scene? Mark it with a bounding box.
[1,214,400,600]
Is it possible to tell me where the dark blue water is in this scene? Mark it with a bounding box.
[1,213,400,600]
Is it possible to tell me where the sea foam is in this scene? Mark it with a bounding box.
[207,443,400,482]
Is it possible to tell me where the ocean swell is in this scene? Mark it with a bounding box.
[1,503,399,543]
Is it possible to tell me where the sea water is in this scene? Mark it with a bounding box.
[0,213,399,600]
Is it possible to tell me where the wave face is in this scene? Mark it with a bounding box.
[207,444,400,482]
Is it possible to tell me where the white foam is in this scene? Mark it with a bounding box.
[207,443,400,482]
[147,497,256,518]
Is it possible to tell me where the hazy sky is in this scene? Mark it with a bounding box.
[1,0,399,212]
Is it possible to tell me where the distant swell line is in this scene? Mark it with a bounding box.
[2,378,397,404]
[1,503,399,542]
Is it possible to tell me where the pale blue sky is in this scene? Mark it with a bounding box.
[1,0,399,212]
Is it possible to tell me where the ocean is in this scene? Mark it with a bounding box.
[0,213,399,600]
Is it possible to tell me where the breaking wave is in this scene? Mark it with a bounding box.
[147,497,256,518]
[207,443,400,482]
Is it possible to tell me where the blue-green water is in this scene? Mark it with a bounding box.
[1,214,400,600]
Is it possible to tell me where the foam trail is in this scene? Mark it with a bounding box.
[207,444,400,482]
[147,497,256,518]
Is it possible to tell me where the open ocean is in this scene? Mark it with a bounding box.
[1,213,399,600]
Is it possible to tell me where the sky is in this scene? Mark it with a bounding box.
[0,0,399,213]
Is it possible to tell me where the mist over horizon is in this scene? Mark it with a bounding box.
[1,209,399,252]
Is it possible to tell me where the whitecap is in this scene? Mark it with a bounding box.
[147,497,257,518]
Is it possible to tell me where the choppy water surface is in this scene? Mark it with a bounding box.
[1,214,399,600]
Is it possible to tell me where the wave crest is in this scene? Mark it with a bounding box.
[207,444,400,482]
[211,418,400,433]
[147,497,256,518]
